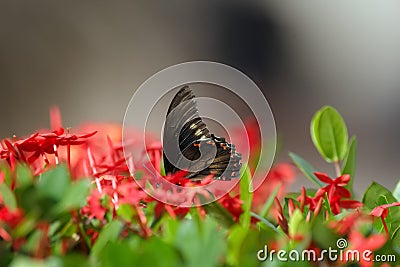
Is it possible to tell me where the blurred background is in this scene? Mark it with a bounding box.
[1,0,400,193]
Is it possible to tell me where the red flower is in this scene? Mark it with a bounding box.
[314,172,350,200]
[330,195,364,215]
[81,190,108,221]
[0,206,23,241]
[219,194,243,221]
[154,202,190,219]
[329,211,369,235]
[252,163,295,210]
[370,202,400,235]
[312,172,362,215]
[344,230,386,267]
[274,197,288,234]
[0,206,23,228]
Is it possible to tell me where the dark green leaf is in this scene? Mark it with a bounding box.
[310,106,348,162]
[289,152,323,187]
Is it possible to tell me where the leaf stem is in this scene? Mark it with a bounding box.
[334,161,341,177]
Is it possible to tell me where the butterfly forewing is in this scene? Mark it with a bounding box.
[163,86,242,181]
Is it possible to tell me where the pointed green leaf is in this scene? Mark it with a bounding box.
[289,152,323,187]
[0,183,17,210]
[239,165,252,228]
[259,183,281,218]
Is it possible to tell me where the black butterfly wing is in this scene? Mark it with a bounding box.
[162,86,242,181]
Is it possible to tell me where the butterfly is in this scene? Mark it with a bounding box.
[162,86,242,181]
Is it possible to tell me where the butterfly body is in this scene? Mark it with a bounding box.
[163,86,242,181]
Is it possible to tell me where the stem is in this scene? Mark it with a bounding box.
[67,142,71,174]
[334,161,341,177]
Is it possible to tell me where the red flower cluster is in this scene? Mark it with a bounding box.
[252,163,295,210]
[298,172,363,215]
[0,107,97,177]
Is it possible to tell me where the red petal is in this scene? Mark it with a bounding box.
[314,172,333,184]
[335,186,352,198]
[77,131,98,139]
[17,141,39,152]
[370,206,385,217]
[336,174,350,186]
[339,200,363,209]
[379,202,400,209]
[40,132,59,138]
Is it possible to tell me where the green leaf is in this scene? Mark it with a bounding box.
[227,225,248,266]
[116,204,135,222]
[9,256,63,267]
[288,210,311,249]
[37,166,70,201]
[311,216,340,250]
[100,242,137,267]
[91,220,123,259]
[0,183,17,210]
[250,212,279,233]
[56,179,90,212]
[60,254,92,267]
[393,180,400,202]
[202,201,235,228]
[239,165,253,228]
[310,106,348,162]
[289,152,323,187]
[341,136,357,193]
[0,163,12,186]
[392,226,400,248]
[15,163,33,188]
[131,238,181,267]
[259,183,281,218]
[363,182,398,211]
[363,182,400,236]
[173,218,226,267]
[228,225,277,267]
